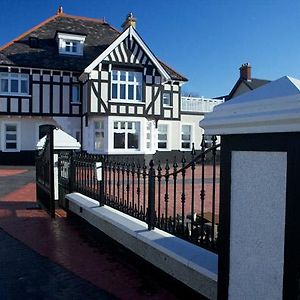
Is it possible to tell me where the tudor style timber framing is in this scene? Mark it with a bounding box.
[0,66,81,116]
[81,26,183,121]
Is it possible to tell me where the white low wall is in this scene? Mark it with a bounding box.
[66,192,218,300]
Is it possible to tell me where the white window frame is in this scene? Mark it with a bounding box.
[0,73,29,96]
[2,122,20,152]
[94,121,105,151]
[157,124,169,150]
[57,33,86,56]
[113,121,140,150]
[111,70,143,102]
[180,124,193,151]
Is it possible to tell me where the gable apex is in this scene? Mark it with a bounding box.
[82,26,171,81]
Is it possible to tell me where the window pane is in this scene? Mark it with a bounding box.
[114,122,118,129]
[120,71,126,81]
[182,142,190,149]
[128,133,139,149]
[158,133,167,140]
[121,122,126,129]
[6,143,17,149]
[112,84,118,99]
[158,142,167,149]
[112,70,118,81]
[182,125,191,134]
[95,132,104,150]
[128,85,134,100]
[21,80,28,94]
[182,134,191,141]
[11,79,18,93]
[72,42,77,53]
[114,132,125,149]
[134,72,142,83]
[163,93,171,106]
[128,72,134,82]
[0,78,8,92]
[127,122,132,129]
[120,84,126,99]
[99,121,104,129]
[6,125,16,132]
[72,85,79,102]
[136,85,142,101]
[158,125,167,133]
[6,134,16,141]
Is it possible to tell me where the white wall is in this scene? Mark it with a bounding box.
[0,116,81,152]
[229,151,287,300]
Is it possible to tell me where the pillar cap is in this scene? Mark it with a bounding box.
[200,76,300,135]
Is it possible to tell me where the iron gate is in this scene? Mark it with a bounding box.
[35,127,55,218]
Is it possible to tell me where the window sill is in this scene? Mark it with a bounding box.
[163,105,173,108]
[3,149,21,153]
[109,99,145,104]
[0,93,31,97]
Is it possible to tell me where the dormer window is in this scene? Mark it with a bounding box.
[57,33,86,56]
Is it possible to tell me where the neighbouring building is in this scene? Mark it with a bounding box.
[225,63,270,100]
[0,7,222,165]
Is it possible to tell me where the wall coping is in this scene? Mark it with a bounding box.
[66,192,218,299]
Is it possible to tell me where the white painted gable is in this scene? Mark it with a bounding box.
[200,76,300,135]
[36,128,81,150]
[81,26,170,81]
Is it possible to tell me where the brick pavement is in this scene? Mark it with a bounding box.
[0,166,203,300]
[0,229,115,300]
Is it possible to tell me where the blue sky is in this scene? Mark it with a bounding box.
[0,0,299,97]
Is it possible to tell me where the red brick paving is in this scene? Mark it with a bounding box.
[0,167,200,300]
[0,169,28,177]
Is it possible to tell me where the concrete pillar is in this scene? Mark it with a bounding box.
[200,76,300,300]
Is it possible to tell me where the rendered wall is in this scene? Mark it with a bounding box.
[229,151,287,300]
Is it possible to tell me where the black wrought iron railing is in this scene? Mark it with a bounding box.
[58,136,220,253]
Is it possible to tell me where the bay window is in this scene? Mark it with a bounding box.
[0,73,29,95]
[113,121,140,150]
[111,70,143,101]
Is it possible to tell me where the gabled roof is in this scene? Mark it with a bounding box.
[227,78,270,100]
[83,26,171,80]
[0,12,187,81]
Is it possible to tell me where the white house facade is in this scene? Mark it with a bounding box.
[0,8,222,165]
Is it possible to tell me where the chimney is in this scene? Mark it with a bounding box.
[122,13,136,30]
[239,63,252,81]
[56,6,63,15]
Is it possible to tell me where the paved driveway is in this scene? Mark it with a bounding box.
[0,166,203,300]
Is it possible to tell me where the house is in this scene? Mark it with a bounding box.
[225,63,270,100]
[0,7,220,165]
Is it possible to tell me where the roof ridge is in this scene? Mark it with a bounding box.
[0,14,60,51]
